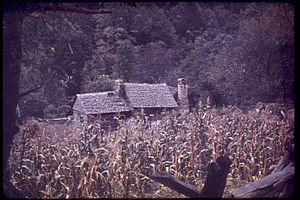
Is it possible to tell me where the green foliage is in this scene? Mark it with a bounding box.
[85,25,137,82]
[19,2,294,119]
[20,11,95,117]
[57,105,72,117]
[43,104,71,118]
[236,3,294,102]
[81,74,115,93]
[179,3,294,106]
[128,5,176,46]
[134,41,178,83]
[43,104,57,119]
[19,98,48,119]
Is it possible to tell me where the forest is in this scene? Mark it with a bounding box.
[3,2,294,198]
[17,2,294,119]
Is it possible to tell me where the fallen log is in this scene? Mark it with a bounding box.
[232,149,294,198]
[150,155,231,198]
[271,149,294,174]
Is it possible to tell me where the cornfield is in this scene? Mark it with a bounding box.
[8,103,294,198]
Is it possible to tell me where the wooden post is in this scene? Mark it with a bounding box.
[200,155,232,198]
[150,155,231,198]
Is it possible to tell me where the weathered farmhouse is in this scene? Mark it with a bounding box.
[72,78,189,131]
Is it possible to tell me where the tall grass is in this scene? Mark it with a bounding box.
[8,103,294,198]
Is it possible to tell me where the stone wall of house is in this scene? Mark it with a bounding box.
[115,79,125,98]
[72,110,88,133]
[72,111,134,132]
[132,107,175,119]
[178,78,189,115]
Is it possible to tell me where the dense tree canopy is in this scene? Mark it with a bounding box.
[18,2,294,118]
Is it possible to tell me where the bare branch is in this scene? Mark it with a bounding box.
[19,85,42,98]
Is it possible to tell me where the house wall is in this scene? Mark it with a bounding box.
[72,107,177,132]
[133,107,176,121]
[94,113,120,129]
[115,79,125,98]
[123,107,177,130]
[178,78,189,115]
[101,112,132,129]
[73,111,133,132]
[72,110,88,133]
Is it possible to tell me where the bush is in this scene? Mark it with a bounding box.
[43,104,72,119]
[43,104,57,119]
[81,74,115,93]
[57,105,72,117]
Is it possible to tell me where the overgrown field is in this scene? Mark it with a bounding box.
[8,103,294,198]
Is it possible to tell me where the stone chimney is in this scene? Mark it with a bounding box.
[178,78,189,115]
[115,79,125,98]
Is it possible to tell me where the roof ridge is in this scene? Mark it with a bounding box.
[124,82,167,85]
[76,91,114,96]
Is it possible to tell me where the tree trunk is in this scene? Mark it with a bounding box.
[3,8,24,198]
[2,3,111,197]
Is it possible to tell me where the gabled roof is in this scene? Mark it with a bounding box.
[73,82,178,115]
[124,83,178,108]
[168,86,178,96]
[73,91,132,114]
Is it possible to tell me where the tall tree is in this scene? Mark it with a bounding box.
[20,10,97,118]
[3,2,112,197]
[179,2,294,106]
[237,2,294,103]
[134,41,178,84]
[83,25,137,82]
[3,7,25,197]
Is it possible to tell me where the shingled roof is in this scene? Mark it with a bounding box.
[168,86,178,96]
[124,83,178,108]
[73,82,178,114]
[73,91,132,114]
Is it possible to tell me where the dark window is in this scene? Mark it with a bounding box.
[80,116,84,122]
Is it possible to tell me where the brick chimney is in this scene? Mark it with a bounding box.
[115,79,125,98]
[178,78,189,115]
